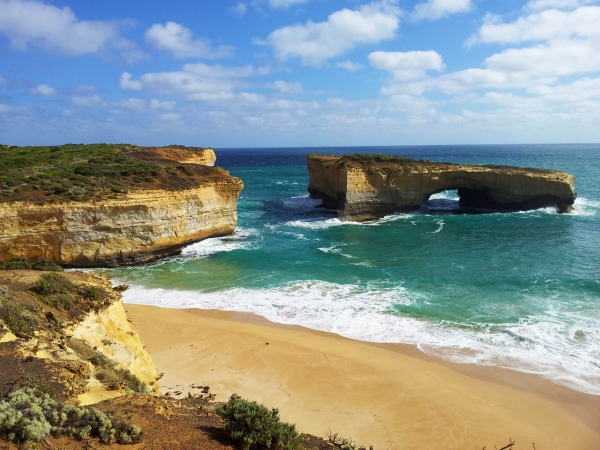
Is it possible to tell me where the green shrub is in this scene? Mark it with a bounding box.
[0,388,142,445]
[33,273,76,311]
[0,297,38,335]
[216,394,302,450]
[343,154,423,164]
[21,377,56,399]
[120,370,147,393]
[0,257,63,272]
[34,273,74,296]
[80,285,102,301]
[89,353,116,369]
[31,259,64,272]
[3,257,32,270]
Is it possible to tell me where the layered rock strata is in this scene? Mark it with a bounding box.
[0,154,243,267]
[307,154,576,220]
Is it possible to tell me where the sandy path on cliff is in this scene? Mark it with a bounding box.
[126,305,600,450]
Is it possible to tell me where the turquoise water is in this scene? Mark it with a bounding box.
[109,145,600,394]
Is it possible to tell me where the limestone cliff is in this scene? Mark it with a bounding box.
[0,270,160,405]
[307,154,576,220]
[0,151,243,267]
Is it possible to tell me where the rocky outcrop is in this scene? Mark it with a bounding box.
[0,159,243,267]
[307,154,576,220]
[140,147,217,166]
[0,270,160,405]
[67,300,159,398]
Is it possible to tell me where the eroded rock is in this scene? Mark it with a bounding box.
[307,154,576,220]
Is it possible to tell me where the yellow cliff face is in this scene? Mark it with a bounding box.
[0,178,243,266]
[307,154,576,220]
[174,148,216,166]
[67,300,160,402]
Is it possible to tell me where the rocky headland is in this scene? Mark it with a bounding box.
[307,153,576,220]
[0,145,243,267]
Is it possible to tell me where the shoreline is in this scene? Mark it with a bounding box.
[126,304,600,450]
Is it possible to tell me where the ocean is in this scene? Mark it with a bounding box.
[108,144,600,395]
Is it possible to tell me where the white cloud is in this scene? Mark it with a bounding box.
[0,0,134,56]
[71,94,103,107]
[336,60,366,71]
[257,0,401,66]
[229,2,248,16]
[528,77,600,102]
[144,22,234,59]
[269,0,307,8]
[468,7,600,45]
[525,0,597,11]
[122,98,175,111]
[31,84,56,95]
[267,80,303,93]
[159,112,180,121]
[484,39,600,78]
[411,0,471,21]
[119,63,265,102]
[369,51,445,80]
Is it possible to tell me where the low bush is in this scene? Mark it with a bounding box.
[21,377,56,399]
[0,257,63,272]
[343,154,423,165]
[120,370,147,393]
[0,293,38,336]
[80,285,102,301]
[34,273,74,296]
[0,388,142,445]
[2,257,32,270]
[31,259,64,272]
[89,353,116,369]
[216,394,302,450]
[33,273,76,311]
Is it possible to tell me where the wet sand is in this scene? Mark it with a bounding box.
[126,304,600,450]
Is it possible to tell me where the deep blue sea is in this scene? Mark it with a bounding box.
[109,145,600,394]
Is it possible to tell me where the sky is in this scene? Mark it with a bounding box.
[0,0,599,147]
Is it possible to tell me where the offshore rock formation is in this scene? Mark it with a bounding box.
[0,151,243,267]
[307,154,576,221]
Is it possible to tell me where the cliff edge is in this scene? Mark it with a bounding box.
[307,154,576,220]
[0,145,243,267]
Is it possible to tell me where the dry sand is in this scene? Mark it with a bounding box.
[126,305,600,450]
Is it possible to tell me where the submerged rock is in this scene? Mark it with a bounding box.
[307,153,576,220]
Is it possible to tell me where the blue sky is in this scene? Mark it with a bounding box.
[1,0,599,147]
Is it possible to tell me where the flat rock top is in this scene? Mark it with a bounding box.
[307,153,573,179]
[0,144,236,205]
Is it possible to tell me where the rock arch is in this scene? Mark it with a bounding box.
[307,154,576,221]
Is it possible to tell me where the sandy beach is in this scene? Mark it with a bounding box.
[126,304,600,450]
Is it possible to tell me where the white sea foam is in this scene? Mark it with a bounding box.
[282,195,323,211]
[318,244,355,258]
[286,213,409,230]
[429,191,460,201]
[123,281,600,395]
[571,197,600,216]
[429,219,445,234]
[180,228,257,259]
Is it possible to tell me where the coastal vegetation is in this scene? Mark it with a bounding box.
[0,387,143,445]
[343,153,425,164]
[0,143,215,203]
[0,257,63,271]
[217,394,303,450]
[0,272,110,337]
